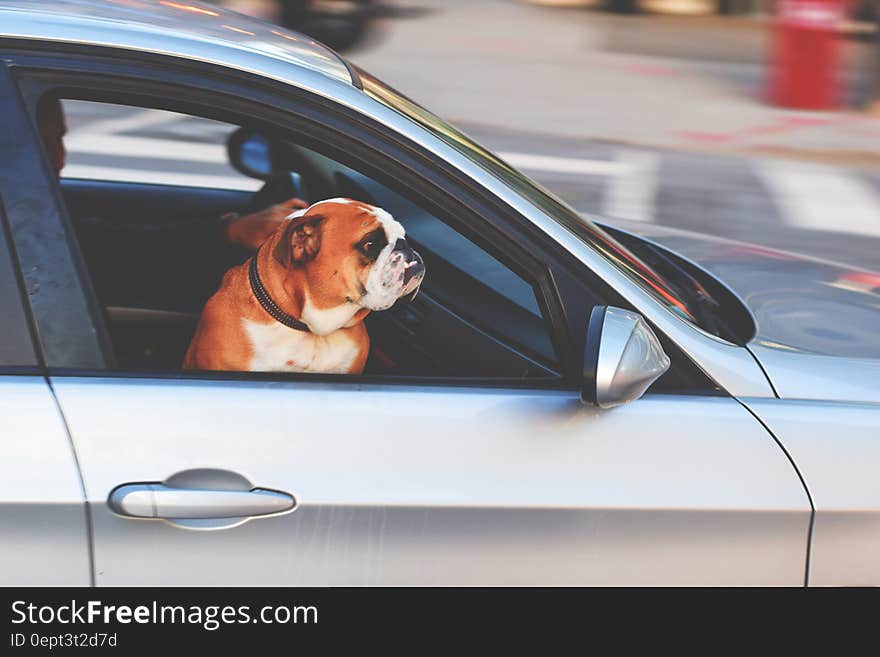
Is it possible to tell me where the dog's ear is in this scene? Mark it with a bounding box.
[273,214,324,267]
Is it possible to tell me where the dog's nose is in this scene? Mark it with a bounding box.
[402,249,424,286]
[403,261,417,285]
[394,238,410,252]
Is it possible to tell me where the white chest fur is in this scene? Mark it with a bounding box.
[243,318,361,373]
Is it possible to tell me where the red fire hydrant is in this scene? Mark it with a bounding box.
[768,0,848,109]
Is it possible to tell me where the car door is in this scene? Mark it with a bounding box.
[3,57,813,586]
[49,379,808,586]
[742,398,880,586]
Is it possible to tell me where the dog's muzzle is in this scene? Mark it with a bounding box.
[394,238,425,294]
[362,237,425,311]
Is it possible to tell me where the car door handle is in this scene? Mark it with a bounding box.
[109,483,295,519]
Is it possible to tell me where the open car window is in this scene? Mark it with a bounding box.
[44,98,561,380]
[278,144,556,364]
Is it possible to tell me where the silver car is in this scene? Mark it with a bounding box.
[0,0,877,586]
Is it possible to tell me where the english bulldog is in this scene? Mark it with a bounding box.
[183,198,425,374]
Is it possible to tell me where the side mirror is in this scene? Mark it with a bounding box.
[228,128,275,180]
[582,306,670,408]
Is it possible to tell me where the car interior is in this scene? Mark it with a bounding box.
[58,103,561,380]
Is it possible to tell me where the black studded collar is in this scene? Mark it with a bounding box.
[248,248,311,333]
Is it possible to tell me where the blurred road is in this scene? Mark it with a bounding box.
[457,123,880,271]
[354,0,880,156]
[357,0,880,271]
[62,0,880,272]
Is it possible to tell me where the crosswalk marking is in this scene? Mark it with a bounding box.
[758,161,880,239]
[62,126,880,246]
[72,108,182,137]
[62,164,262,191]
[603,150,660,223]
[66,136,640,183]
[499,151,631,176]
[65,136,635,178]
[66,134,227,164]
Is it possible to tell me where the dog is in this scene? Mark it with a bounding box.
[183,198,425,374]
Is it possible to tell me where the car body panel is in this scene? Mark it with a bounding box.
[743,398,880,586]
[0,377,91,585]
[53,378,810,585]
[607,220,880,403]
[746,347,880,403]
[0,0,354,85]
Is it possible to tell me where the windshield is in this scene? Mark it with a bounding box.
[357,68,700,327]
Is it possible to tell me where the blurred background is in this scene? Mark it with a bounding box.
[68,0,880,271]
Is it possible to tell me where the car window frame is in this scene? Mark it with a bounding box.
[0,196,41,373]
[0,61,112,372]
[3,48,591,388]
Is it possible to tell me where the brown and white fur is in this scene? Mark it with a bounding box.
[183,198,425,374]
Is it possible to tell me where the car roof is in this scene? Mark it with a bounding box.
[0,0,355,86]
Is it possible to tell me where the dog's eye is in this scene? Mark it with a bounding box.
[357,230,387,260]
[359,240,381,259]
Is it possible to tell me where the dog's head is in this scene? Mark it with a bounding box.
[273,198,425,317]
